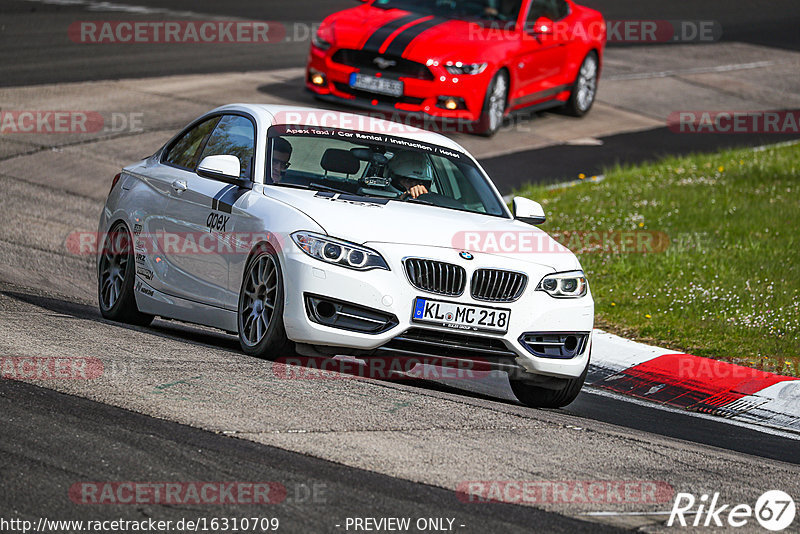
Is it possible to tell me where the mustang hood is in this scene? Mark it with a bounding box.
[329,6,504,61]
[266,188,580,272]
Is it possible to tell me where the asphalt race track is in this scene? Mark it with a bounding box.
[1,0,799,531]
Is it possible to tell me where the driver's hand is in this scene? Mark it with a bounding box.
[408,184,429,198]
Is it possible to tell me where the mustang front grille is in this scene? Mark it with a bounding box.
[404,258,466,297]
[331,49,434,81]
[470,269,528,302]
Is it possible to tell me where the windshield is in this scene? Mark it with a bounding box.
[372,0,523,21]
[266,127,508,218]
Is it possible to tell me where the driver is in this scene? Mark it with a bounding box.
[387,151,432,199]
[270,137,293,183]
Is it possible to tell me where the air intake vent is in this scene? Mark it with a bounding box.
[471,269,527,302]
[404,258,466,297]
[519,333,590,359]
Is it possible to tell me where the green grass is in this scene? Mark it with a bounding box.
[514,142,800,376]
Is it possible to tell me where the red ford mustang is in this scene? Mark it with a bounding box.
[306,0,606,135]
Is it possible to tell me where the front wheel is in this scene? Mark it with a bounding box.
[238,245,293,359]
[475,70,508,137]
[509,362,588,408]
[562,52,599,117]
[97,221,154,326]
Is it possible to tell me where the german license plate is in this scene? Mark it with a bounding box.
[412,298,510,334]
[349,73,403,97]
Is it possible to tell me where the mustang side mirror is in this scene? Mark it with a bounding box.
[513,196,546,225]
[197,155,251,188]
[530,16,555,35]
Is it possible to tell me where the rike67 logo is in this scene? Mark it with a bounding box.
[668,490,795,531]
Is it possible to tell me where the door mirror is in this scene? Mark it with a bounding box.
[530,16,555,35]
[513,196,546,225]
[197,155,250,187]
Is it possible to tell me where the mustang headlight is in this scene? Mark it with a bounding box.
[312,29,332,51]
[291,232,389,271]
[444,62,488,75]
[536,271,588,298]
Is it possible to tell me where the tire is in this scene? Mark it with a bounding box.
[97,221,154,326]
[509,362,588,408]
[475,70,509,137]
[562,52,599,117]
[237,245,293,359]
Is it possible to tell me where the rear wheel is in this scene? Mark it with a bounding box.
[509,362,588,408]
[562,52,598,117]
[475,70,508,137]
[238,245,293,359]
[97,221,154,326]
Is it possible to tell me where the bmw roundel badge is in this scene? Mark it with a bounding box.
[459,251,474,260]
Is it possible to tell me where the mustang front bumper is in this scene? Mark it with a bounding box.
[305,45,491,125]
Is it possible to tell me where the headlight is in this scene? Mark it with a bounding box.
[536,271,588,298]
[312,30,332,51]
[291,232,389,271]
[444,62,488,75]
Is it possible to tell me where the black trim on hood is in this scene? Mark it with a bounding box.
[382,16,448,56]
[361,13,424,52]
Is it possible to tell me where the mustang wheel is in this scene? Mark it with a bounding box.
[97,221,154,326]
[563,52,598,117]
[509,362,588,408]
[238,245,293,358]
[476,70,508,137]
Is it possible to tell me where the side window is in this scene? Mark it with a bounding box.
[198,115,255,179]
[164,117,220,170]
[527,0,569,22]
[431,157,491,213]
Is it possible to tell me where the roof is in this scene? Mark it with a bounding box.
[210,103,469,154]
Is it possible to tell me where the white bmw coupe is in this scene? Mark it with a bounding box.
[98,104,594,407]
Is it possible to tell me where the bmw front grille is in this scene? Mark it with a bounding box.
[404,258,466,297]
[470,269,528,302]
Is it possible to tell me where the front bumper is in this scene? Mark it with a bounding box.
[281,242,594,380]
[306,45,490,124]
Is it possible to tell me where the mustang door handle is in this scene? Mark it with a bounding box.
[171,180,187,193]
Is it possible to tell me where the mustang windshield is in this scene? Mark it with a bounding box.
[372,0,523,21]
[267,127,508,218]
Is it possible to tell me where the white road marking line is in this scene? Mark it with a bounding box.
[607,60,776,81]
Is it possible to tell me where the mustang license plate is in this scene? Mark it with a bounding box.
[349,73,404,97]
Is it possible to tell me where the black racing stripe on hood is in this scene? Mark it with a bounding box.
[361,13,424,52]
[382,17,448,57]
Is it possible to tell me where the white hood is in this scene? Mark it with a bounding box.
[265,187,581,272]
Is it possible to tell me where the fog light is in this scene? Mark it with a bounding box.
[310,71,326,86]
[437,96,466,111]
